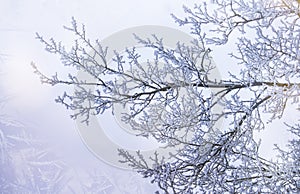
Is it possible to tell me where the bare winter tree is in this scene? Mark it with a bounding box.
[33,0,300,193]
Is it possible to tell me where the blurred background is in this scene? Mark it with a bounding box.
[0,0,191,193]
[0,0,295,193]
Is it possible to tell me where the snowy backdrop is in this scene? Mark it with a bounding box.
[0,0,297,193]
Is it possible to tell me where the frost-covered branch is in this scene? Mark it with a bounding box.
[34,0,300,193]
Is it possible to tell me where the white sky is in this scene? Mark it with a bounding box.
[0,0,296,192]
[0,0,192,192]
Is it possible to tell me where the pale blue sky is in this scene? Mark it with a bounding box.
[0,0,296,192]
[0,0,192,192]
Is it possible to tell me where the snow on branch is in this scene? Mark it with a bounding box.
[34,1,300,192]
